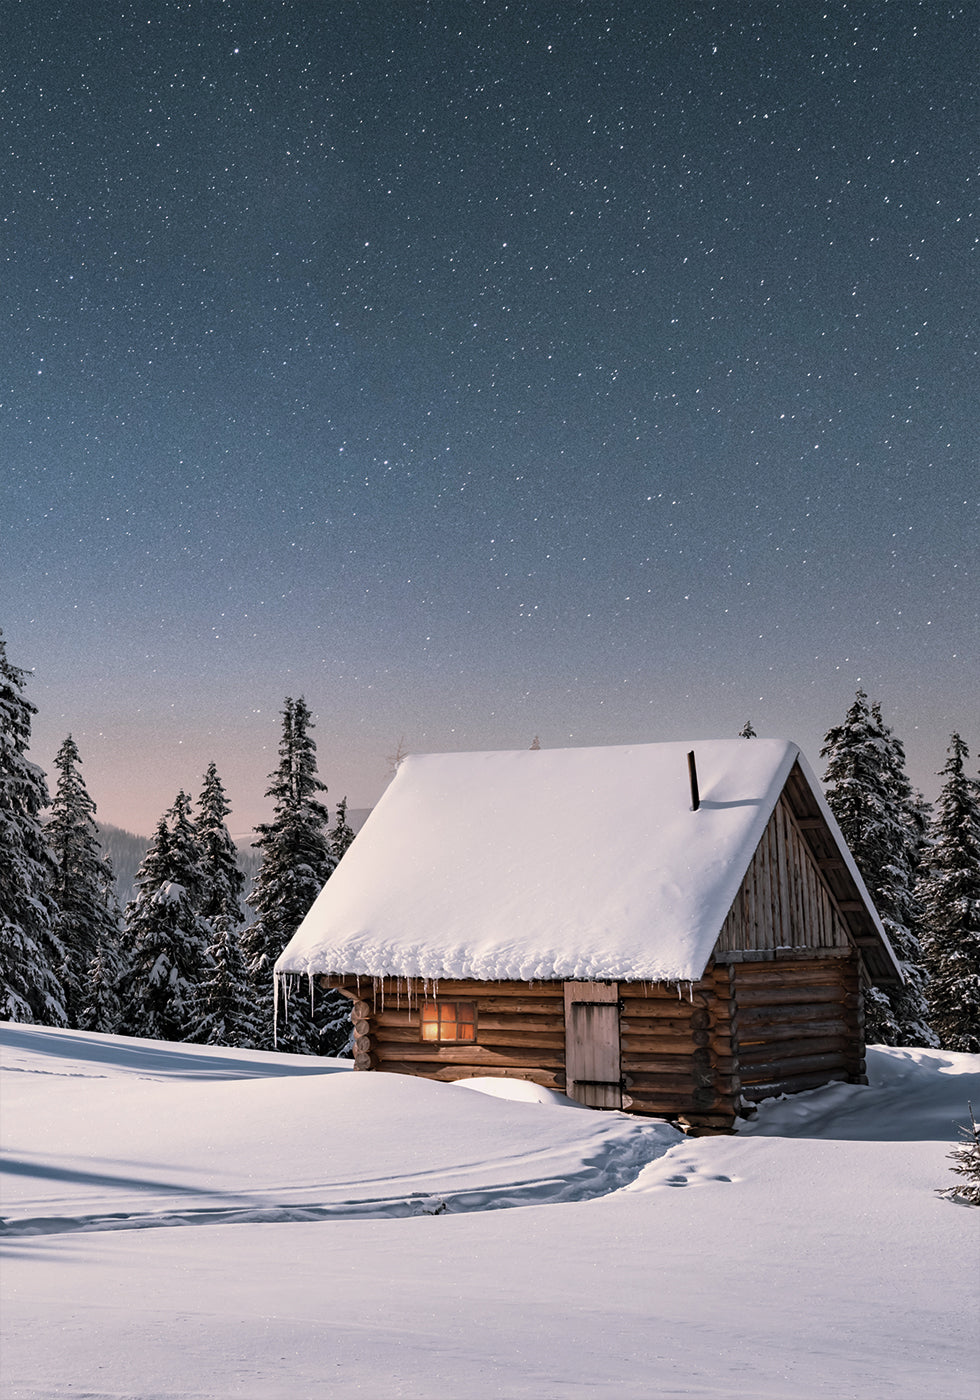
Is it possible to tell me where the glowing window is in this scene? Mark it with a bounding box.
[420,1001,476,1043]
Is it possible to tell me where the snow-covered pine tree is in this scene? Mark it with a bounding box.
[119,793,214,1043]
[329,796,356,866]
[79,857,125,1035]
[0,630,65,1025]
[738,720,757,738]
[868,702,936,1045]
[197,762,247,928]
[938,1104,980,1205]
[197,915,258,1047]
[194,762,257,1047]
[243,697,345,1054]
[821,690,935,1046]
[47,735,123,1027]
[918,734,980,1053]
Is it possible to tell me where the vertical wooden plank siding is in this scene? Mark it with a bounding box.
[775,800,793,942]
[563,982,622,1109]
[714,796,850,957]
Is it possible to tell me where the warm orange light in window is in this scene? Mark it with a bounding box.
[420,1001,477,1042]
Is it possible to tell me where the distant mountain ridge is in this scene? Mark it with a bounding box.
[95,809,371,914]
[96,823,263,915]
[95,823,151,910]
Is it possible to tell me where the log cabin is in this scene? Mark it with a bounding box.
[275,739,902,1131]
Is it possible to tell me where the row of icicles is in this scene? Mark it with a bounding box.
[273,972,696,1047]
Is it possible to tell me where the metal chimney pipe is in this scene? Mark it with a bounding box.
[687,750,700,811]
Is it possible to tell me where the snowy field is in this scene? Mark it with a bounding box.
[2,1025,977,1400]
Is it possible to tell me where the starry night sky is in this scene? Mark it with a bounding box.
[4,2,977,835]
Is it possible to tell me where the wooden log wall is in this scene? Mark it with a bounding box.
[322,951,866,1133]
[725,954,865,1103]
[323,976,569,1090]
[713,794,851,958]
[619,978,739,1131]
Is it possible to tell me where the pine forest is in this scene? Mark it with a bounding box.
[2,627,979,1058]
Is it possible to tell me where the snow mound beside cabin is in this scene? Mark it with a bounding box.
[0,1024,679,1236]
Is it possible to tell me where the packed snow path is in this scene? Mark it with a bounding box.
[1,1025,680,1235]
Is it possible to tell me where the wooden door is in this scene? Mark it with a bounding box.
[563,982,622,1109]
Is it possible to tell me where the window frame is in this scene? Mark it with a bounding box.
[419,999,477,1043]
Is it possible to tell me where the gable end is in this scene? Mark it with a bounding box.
[712,762,901,988]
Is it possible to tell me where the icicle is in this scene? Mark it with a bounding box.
[309,973,315,1017]
[273,972,280,1048]
[277,972,294,1047]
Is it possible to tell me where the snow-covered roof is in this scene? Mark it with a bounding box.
[276,738,889,985]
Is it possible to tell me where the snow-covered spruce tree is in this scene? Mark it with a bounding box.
[243,697,347,1054]
[119,793,214,1043]
[197,915,258,1048]
[194,762,257,1047]
[938,1104,980,1205]
[329,796,356,867]
[918,735,980,1053]
[867,701,936,1044]
[79,857,125,1035]
[0,629,65,1025]
[197,762,247,928]
[47,735,123,1026]
[821,690,935,1046]
[738,720,757,738]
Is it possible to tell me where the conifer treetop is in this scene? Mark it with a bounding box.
[263,697,329,819]
[120,791,214,1044]
[0,630,66,1026]
[245,696,337,1054]
[821,689,936,1046]
[919,733,980,1053]
[196,762,246,927]
[329,797,356,865]
[47,734,122,1027]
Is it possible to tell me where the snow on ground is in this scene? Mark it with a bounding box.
[2,1025,978,1400]
[1,1025,673,1229]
